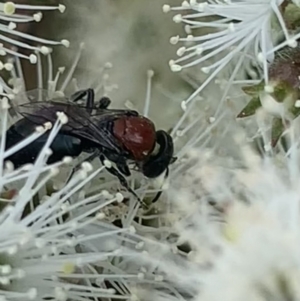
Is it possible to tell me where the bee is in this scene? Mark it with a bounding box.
[5,89,176,203]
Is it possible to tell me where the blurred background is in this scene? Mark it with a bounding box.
[8,0,195,131]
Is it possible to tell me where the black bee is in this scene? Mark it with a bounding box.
[5,89,176,203]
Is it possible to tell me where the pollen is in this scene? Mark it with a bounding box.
[45,148,53,156]
[4,63,13,71]
[61,262,75,274]
[29,54,37,64]
[81,161,93,172]
[264,85,274,93]
[209,117,216,123]
[170,64,182,72]
[170,36,179,45]
[3,2,15,15]
[35,126,45,133]
[40,46,51,55]
[33,12,42,22]
[116,192,124,203]
[147,69,154,78]
[257,52,264,63]
[43,122,53,130]
[295,100,300,108]
[182,1,190,8]
[61,39,70,48]
[96,212,105,220]
[181,101,187,111]
[62,156,73,164]
[162,4,171,13]
[58,4,66,13]
[104,159,112,168]
[201,67,210,74]
[222,224,240,243]
[56,111,68,124]
[173,14,182,23]
[177,47,186,56]
[8,22,16,30]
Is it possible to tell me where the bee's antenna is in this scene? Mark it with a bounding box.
[99,155,148,208]
[150,167,169,204]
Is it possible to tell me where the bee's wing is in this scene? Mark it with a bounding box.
[15,101,123,153]
[90,108,139,117]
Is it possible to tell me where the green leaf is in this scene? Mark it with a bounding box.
[237,96,261,118]
[242,81,265,96]
[271,118,285,147]
[272,81,296,103]
[283,3,300,30]
[289,104,300,118]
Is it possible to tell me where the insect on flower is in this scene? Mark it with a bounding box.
[5,88,177,203]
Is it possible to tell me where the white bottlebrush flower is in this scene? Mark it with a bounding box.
[0,28,164,300]
[54,0,189,131]
[0,54,161,301]
[3,43,86,99]
[0,97,174,301]
[292,0,300,6]
[0,1,68,65]
[2,46,162,207]
[164,0,300,111]
[2,34,178,232]
[0,98,138,300]
[0,2,196,300]
[119,121,300,301]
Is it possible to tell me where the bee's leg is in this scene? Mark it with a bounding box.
[66,150,100,184]
[70,89,91,102]
[142,130,176,178]
[70,88,95,114]
[98,97,111,109]
[116,161,131,176]
[150,168,169,203]
[85,89,95,114]
[99,155,147,208]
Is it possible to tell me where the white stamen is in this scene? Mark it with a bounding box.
[61,39,70,48]
[4,2,15,15]
[81,162,93,172]
[104,159,112,168]
[58,4,66,13]
[56,111,68,124]
[63,156,73,164]
[116,192,124,203]
[33,12,43,22]
[162,4,171,13]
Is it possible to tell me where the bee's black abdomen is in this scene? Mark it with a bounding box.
[5,121,84,168]
[5,124,38,168]
[46,134,83,164]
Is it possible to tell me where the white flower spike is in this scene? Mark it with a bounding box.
[0,1,68,63]
[0,95,139,301]
[166,0,300,109]
[128,124,300,301]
